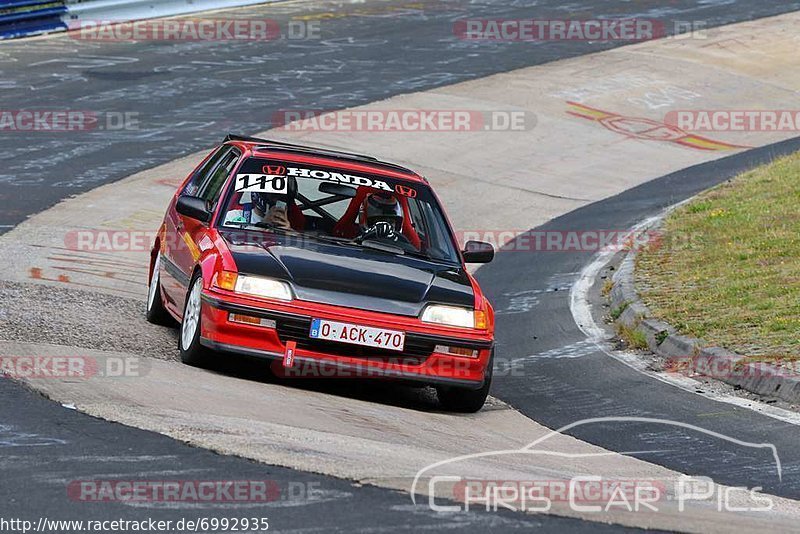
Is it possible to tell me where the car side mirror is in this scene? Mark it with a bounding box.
[176,195,211,223]
[319,182,357,198]
[463,240,494,263]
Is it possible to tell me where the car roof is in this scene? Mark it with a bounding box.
[223,134,427,183]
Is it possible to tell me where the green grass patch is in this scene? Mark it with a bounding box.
[655,330,669,346]
[636,152,800,361]
[617,323,649,350]
[610,301,630,321]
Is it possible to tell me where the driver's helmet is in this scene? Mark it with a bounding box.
[362,192,403,232]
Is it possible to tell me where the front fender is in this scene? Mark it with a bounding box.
[197,229,234,289]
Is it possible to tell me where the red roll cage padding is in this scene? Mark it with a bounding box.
[287,202,306,230]
[332,187,422,250]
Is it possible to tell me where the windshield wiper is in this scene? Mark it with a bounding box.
[223,220,290,234]
[310,234,406,255]
[403,249,441,262]
[357,239,406,255]
[308,234,351,244]
[253,220,292,233]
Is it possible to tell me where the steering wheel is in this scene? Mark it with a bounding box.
[358,221,413,247]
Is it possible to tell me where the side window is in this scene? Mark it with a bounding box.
[198,148,240,210]
[419,201,459,262]
[407,198,428,244]
[407,198,425,231]
[183,147,227,197]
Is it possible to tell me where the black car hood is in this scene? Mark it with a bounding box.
[221,230,474,316]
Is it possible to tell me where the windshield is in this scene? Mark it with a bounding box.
[218,157,461,263]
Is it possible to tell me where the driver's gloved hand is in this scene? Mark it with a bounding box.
[373,221,398,241]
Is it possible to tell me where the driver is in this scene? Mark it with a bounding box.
[360,192,406,242]
[228,192,292,230]
[249,191,291,230]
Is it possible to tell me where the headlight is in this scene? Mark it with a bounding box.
[234,275,293,301]
[421,305,475,328]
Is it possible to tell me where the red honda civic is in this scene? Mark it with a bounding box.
[146,134,496,412]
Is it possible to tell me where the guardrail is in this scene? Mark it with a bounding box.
[64,0,272,23]
[0,1,67,39]
[0,0,276,39]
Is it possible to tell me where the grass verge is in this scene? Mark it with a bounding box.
[636,152,800,362]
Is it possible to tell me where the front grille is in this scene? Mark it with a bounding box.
[275,317,435,365]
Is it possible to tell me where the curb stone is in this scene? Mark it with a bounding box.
[608,218,800,405]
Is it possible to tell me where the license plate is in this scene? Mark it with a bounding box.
[309,319,405,352]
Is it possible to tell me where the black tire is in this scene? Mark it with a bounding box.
[436,350,494,413]
[146,254,175,326]
[178,273,211,367]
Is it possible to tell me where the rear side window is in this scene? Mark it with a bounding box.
[183,147,227,197]
[198,148,240,209]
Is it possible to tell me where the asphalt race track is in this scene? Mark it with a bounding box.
[4,0,800,532]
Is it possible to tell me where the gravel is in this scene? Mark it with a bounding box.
[0,281,179,361]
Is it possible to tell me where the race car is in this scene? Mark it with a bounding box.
[146,134,496,412]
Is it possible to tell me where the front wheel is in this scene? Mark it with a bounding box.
[436,350,493,413]
[179,274,210,367]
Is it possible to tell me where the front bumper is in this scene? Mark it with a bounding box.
[199,291,494,389]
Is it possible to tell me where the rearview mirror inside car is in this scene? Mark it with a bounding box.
[319,182,357,198]
[176,195,211,223]
[462,240,495,263]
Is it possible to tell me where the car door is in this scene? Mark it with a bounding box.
[161,146,226,309]
[165,146,240,312]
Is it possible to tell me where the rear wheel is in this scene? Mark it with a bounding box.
[179,274,210,367]
[145,254,174,326]
[436,350,494,413]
